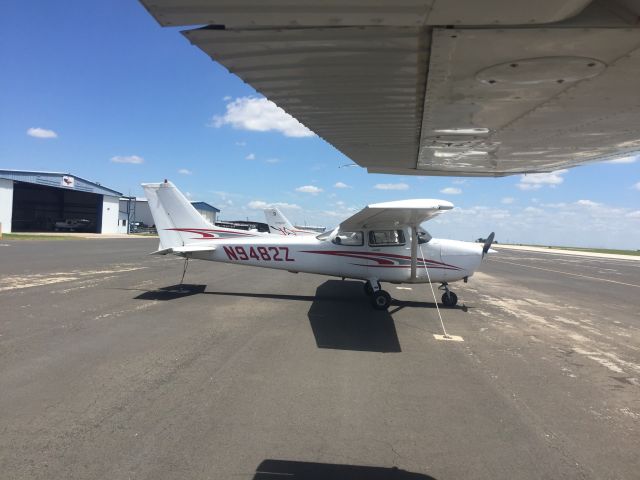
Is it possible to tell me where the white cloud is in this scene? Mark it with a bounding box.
[247,200,268,209]
[334,182,350,189]
[295,185,323,194]
[178,168,192,175]
[575,199,600,207]
[213,96,314,138]
[440,187,462,195]
[607,156,637,164]
[501,197,515,204]
[265,158,281,164]
[633,181,640,191]
[524,206,543,214]
[27,127,57,139]
[516,169,567,190]
[223,95,232,101]
[321,205,359,219]
[433,200,640,249]
[374,183,409,191]
[245,153,256,160]
[452,179,467,185]
[110,155,144,164]
[212,190,244,203]
[235,141,246,147]
[248,200,301,210]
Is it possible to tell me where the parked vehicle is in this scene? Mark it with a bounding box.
[54,218,93,232]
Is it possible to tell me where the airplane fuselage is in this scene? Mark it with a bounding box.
[177,227,483,285]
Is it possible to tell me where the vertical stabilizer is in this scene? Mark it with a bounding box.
[264,207,297,235]
[142,180,213,248]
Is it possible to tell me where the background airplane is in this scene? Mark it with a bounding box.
[264,207,319,236]
[144,180,495,310]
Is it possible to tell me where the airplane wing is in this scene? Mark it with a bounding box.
[140,1,640,176]
[339,199,453,230]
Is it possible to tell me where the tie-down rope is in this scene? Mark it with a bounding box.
[419,243,451,339]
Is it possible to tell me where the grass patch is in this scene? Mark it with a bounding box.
[2,233,82,241]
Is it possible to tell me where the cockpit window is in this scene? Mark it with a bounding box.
[332,231,364,246]
[368,229,406,246]
[418,228,432,244]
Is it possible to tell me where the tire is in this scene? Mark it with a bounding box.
[364,281,374,296]
[371,290,392,310]
[441,291,458,307]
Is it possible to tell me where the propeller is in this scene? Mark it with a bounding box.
[482,232,495,258]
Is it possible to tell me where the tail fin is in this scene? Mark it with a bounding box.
[142,180,213,249]
[264,207,296,235]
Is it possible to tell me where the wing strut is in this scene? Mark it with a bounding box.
[410,226,418,281]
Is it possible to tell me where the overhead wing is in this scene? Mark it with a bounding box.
[339,199,453,230]
[140,1,640,176]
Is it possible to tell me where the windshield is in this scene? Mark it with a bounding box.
[418,227,432,244]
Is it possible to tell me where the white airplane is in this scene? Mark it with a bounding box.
[264,207,318,236]
[144,180,495,310]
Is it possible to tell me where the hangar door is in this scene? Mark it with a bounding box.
[12,181,102,233]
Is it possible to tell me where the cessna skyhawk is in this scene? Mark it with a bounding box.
[144,180,494,310]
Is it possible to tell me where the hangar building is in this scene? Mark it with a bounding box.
[0,169,122,234]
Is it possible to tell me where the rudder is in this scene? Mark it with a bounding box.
[142,180,213,248]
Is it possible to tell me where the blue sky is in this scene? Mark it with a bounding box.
[1,1,639,248]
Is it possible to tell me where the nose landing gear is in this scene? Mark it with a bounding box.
[439,283,458,307]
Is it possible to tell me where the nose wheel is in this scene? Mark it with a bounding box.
[439,283,458,307]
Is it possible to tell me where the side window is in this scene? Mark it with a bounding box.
[369,229,406,247]
[332,231,364,246]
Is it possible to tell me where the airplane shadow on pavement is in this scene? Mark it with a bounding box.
[132,280,469,353]
[134,284,207,301]
[252,459,436,479]
[308,280,401,353]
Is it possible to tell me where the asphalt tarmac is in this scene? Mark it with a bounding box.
[0,239,638,479]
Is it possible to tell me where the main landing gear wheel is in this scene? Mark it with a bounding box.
[364,281,374,296]
[371,290,392,310]
[441,291,458,307]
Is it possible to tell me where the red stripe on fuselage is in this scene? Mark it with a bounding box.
[300,250,462,270]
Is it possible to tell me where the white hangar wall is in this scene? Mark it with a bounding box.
[0,178,14,233]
